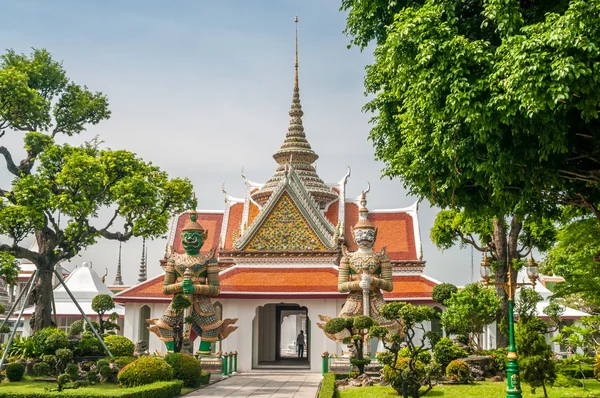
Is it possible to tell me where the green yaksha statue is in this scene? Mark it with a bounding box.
[147,211,237,355]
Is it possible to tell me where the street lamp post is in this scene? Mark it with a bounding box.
[480,255,540,398]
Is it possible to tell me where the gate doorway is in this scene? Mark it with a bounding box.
[254,303,310,369]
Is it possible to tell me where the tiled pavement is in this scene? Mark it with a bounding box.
[186,372,321,398]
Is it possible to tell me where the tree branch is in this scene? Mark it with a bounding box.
[458,232,491,252]
[99,209,120,234]
[0,243,40,263]
[0,146,20,176]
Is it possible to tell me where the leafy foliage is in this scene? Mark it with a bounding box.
[324,316,377,375]
[432,283,458,306]
[370,302,438,398]
[542,217,600,311]
[2,335,39,359]
[69,320,84,336]
[441,283,501,349]
[445,360,471,383]
[5,362,25,382]
[117,356,173,388]
[33,327,68,355]
[103,335,134,357]
[0,253,19,287]
[0,49,195,332]
[33,362,51,376]
[342,0,600,219]
[91,294,115,334]
[74,335,105,357]
[164,353,202,388]
[433,338,467,369]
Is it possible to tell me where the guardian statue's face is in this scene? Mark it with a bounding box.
[353,228,376,249]
[181,231,204,253]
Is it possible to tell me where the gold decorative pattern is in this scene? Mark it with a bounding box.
[245,193,325,251]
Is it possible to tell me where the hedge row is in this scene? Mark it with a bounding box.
[0,381,183,398]
[318,373,337,398]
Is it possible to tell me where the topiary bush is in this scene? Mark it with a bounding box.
[103,335,135,357]
[69,320,85,336]
[57,373,71,392]
[118,356,173,387]
[6,362,25,382]
[164,353,202,388]
[33,361,51,376]
[75,335,105,357]
[434,337,467,368]
[55,348,73,374]
[98,365,112,382]
[96,359,109,369]
[66,363,79,381]
[86,369,99,383]
[446,359,471,383]
[397,346,432,364]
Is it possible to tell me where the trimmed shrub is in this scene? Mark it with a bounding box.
[96,359,109,369]
[33,362,51,376]
[446,359,471,382]
[554,373,581,388]
[6,362,25,382]
[0,381,183,397]
[69,320,85,336]
[75,335,104,357]
[595,355,600,381]
[33,327,69,355]
[383,357,427,394]
[110,356,135,369]
[118,356,173,387]
[434,337,467,368]
[103,335,135,357]
[66,363,79,381]
[98,365,112,381]
[86,370,99,383]
[55,348,73,373]
[164,353,202,388]
[560,364,595,379]
[318,373,337,398]
[57,373,71,392]
[200,371,211,385]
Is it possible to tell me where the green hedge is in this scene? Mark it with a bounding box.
[0,381,183,398]
[560,364,595,379]
[319,373,337,398]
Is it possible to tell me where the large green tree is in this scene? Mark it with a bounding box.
[431,209,555,346]
[0,49,195,331]
[341,0,599,344]
[542,215,600,312]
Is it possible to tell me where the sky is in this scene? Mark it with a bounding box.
[0,0,478,286]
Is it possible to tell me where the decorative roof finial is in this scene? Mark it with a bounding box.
[295,16,299,89]
[138,238,147,283]
[113,242,124,285]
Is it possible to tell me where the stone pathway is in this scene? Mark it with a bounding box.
[186,372,321,398]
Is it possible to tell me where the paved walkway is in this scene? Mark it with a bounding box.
[187,373,321,398]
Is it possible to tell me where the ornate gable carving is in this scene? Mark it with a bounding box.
[244,193,325,251]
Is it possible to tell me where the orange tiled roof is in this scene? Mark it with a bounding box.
[224,203,243,250]
[172,212,224,255]
[115,268,437,302]
[344,203,417,261]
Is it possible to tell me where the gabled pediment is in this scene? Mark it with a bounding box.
[233,166,336,251]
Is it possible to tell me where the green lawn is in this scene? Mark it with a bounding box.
[339,380,600,398]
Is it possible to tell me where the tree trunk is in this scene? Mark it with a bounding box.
[492,218,509,348]
[492,215,522,348]
[31,268,54,332]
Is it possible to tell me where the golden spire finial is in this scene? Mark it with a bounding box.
[295,16,299,89]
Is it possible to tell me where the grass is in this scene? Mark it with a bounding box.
[338,380,600,398]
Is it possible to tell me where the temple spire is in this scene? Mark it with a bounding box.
[113,242,124,286]
[251,17,337,209]
[138,238,147,283]
[295,16,299,89]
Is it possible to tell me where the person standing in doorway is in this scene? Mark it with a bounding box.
[296,330,306,358]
